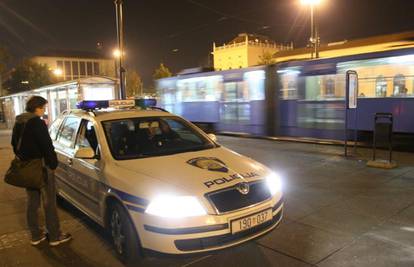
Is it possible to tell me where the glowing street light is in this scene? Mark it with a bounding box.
[113,49,121,58]
[301,0,322,4]
[301,0,323,58]
[53,68,63,76]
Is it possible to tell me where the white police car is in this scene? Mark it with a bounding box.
[49,99,284,263]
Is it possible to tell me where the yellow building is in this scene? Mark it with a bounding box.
[32,50,116,81]
[212,33,293,71]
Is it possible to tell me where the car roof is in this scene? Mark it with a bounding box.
[65,109,175,122]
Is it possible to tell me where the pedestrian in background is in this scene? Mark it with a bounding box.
[11,96,72,246]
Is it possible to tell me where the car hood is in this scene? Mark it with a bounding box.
[113,147,270,197]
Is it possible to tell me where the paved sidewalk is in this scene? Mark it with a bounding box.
[0,131,413,266]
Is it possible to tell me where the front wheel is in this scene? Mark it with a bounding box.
[109,202,142,264]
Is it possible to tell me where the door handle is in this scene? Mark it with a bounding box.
[67,158,73,166]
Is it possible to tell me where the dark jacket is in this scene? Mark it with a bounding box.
[11,113,58,170]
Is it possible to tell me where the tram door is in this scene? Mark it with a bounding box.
[220,81,250,126]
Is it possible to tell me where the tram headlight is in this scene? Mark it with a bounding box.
[145,195,206,218]
[266,172,282,196]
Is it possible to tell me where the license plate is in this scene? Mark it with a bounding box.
[231,209,272,234]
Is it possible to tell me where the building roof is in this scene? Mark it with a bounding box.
[274,31,414,60]
[36,49,111,60]
[227,33,277,45]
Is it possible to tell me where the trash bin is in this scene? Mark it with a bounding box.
[367,112,397,168]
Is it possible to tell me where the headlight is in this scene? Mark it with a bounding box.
[145,195,207,218]
[266,172,282,196]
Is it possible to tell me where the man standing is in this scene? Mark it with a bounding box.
[11,96,72,246]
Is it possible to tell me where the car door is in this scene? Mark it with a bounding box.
[69,119,104,221]
[49,116,66,184]
[54,116,81,202]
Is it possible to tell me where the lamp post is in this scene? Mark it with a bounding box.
[114,0,126,99]
[301,0,322,58]
[113,48,121,79]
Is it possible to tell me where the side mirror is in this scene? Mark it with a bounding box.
[207,133,217,142]
[74,147,96,159]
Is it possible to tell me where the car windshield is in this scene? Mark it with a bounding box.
[102,116,217,160]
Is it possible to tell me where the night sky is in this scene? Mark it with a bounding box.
[1,0,414,84]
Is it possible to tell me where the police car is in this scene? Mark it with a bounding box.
[49,99,284,263]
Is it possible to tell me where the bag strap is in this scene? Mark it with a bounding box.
[16,121,28,155]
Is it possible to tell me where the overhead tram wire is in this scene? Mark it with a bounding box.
[0,2,55,43]
[185,0,264,26]
[165,0,306,41]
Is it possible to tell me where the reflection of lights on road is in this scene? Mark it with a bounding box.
[401,226,414,232]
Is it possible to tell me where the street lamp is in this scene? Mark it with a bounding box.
[53,68,63,77]
[113,49,121,58]
[301,0,322,58]
[114,0,126,99]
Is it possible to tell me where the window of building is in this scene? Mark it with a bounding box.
[375,75,387,97]
[80,62,86,76]
[87,62,93,75]
[72,61,79,78]
[393,74,406,95]
[325,78,335,96]
[64,61,72,79]
[57,60,63,71]
[93,62,100,75]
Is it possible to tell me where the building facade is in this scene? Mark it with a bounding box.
[32,50,116,81]
[0,76,117,128]
[212,33,293,71]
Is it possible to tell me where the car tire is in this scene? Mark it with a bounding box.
[109,202,142,264]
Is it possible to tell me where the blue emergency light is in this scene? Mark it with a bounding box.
[76,100,110,110]
[76,98,157,110]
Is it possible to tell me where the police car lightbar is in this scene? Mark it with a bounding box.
[76,98,157,110]
[135,98,157,108]
[76,99,135,110]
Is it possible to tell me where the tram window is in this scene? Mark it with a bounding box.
[393,74,406,96]
[224,83,237,101]
[287,81,297,99]
[375,76,387,97]
[325,78,335,97]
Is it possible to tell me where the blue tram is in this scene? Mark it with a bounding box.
[157,49,414,141]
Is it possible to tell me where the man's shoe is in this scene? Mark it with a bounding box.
[49,233,72,247]
[30,235,47,246]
